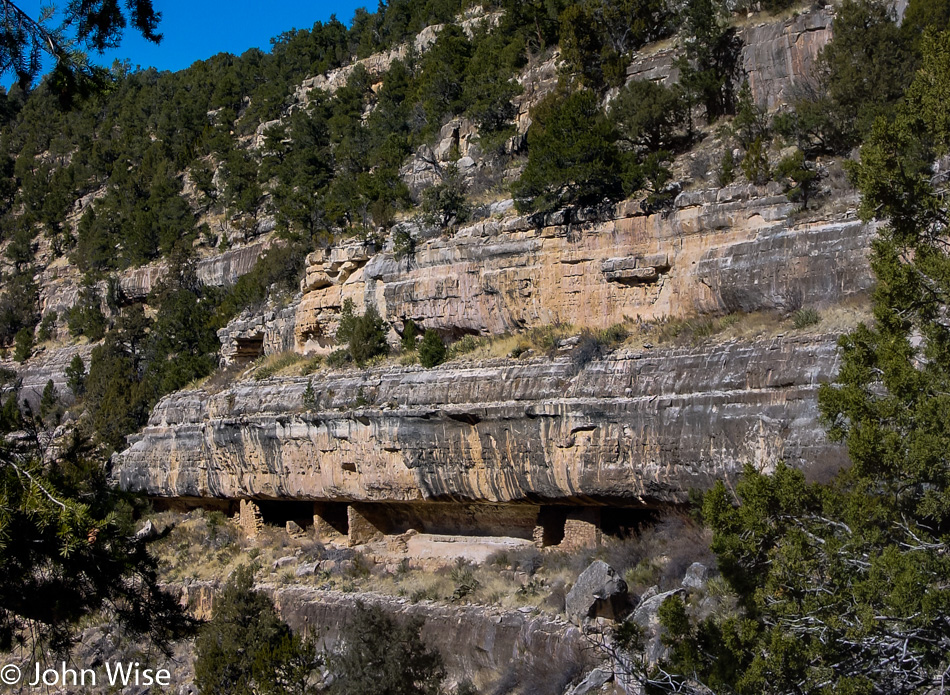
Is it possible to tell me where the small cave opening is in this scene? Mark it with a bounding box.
[234,335,265,362]
[314,502,350,537]
[254,499,316,529]
[601,507,658,540]
[535,506,567,547]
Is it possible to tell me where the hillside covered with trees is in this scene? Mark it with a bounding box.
[1,0,950,692]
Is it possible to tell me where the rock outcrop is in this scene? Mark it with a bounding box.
[627,8,833,111]
[293,184,871,351]
[172,582,589,691]
[115,334,845,508]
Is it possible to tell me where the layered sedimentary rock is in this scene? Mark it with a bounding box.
[176,582,588,690]
[116,334,845,508]
[627,8,833,111]
[294,183,872,349]
[3,344,94,409]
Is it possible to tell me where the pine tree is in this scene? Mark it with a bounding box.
[194,565,319,695]
[513,88,626,214]
[65,354,86,397]
[418,329,446,368]
[326,602,445,695]
[618,30,950,695]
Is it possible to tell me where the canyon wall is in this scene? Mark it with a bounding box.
[116,334,846,508]
[292,183,871,353]
[175,582,590,691]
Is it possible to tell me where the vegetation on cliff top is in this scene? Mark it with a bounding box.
[615,27,950,695]
[2,0,950,688]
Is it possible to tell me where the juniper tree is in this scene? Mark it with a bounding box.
[617,30,950,695]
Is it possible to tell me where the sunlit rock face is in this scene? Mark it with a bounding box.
[115,335,845,507]
[293,183,871,350]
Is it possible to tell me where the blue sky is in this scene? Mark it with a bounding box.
[15,0,369,77]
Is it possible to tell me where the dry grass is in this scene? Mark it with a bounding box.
[731,0,814,28]
[149,506,715,619]
[625,296,872,349]
[297,354,324,375]
[251,351,306,380]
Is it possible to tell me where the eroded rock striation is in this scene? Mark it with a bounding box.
[293,183,871,351]
[116,335,845,513]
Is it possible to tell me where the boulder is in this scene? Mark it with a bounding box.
[286,520,305,536]
[273,555,297,570]
[631,588,684,663]
[565,560,631,625]
[295,562,319,577]
[682,562,709,590]
[567,667,613,695]
[134,519,158,542]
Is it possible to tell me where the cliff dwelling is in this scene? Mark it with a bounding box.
[169,496,655,558]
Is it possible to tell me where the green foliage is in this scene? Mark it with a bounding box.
[902,0,950,53]
[775,149,819,208]
[732,81,769,149]
[675,0,743,124]
[0,271,39,346]
[37,311,57,342]
[214,242,308,327]
[144,257,219,397]
[783,0,911,154]
[462,29,524,138]
[39,378,60,425]
[325,602,445,695]
[418,329,446,368]
[336,299,389,367]
[514,88,626,214]
[0,403,194,654]
[84,306,152,451]
[67,281,107,341]
[559,0,670,88]
[718,148,736,187]
[632,30,950,695]
[195,565,319,695]
[820,0,910,144]
[822,28,950,527]
[302,378,317,410]
[791,307,821,329]
[611,79,684,153]
[401,319,419,351]
[740,137,770,185]
[81,256,218,450]
[0,0,161,93]
[13,326,32,362]
[496,0,571,53]
[65,354,86,397]
[421,164,470,229]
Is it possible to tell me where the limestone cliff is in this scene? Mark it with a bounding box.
[116,335,845,509]
[292,183,870,354]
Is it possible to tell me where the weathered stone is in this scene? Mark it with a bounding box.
[293,185,870,344]
[6,343,94,411]
[567,668,613,695]
[114,336,847,506]
[631,588,684,663]
[682,562,709,590]
[565,561,631,625]
[217,302,298,366]
[294,562,319,577]
[626,8,833,112]
[285,520,305,536]
[273,555,297,570]
[134,520,158,542]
